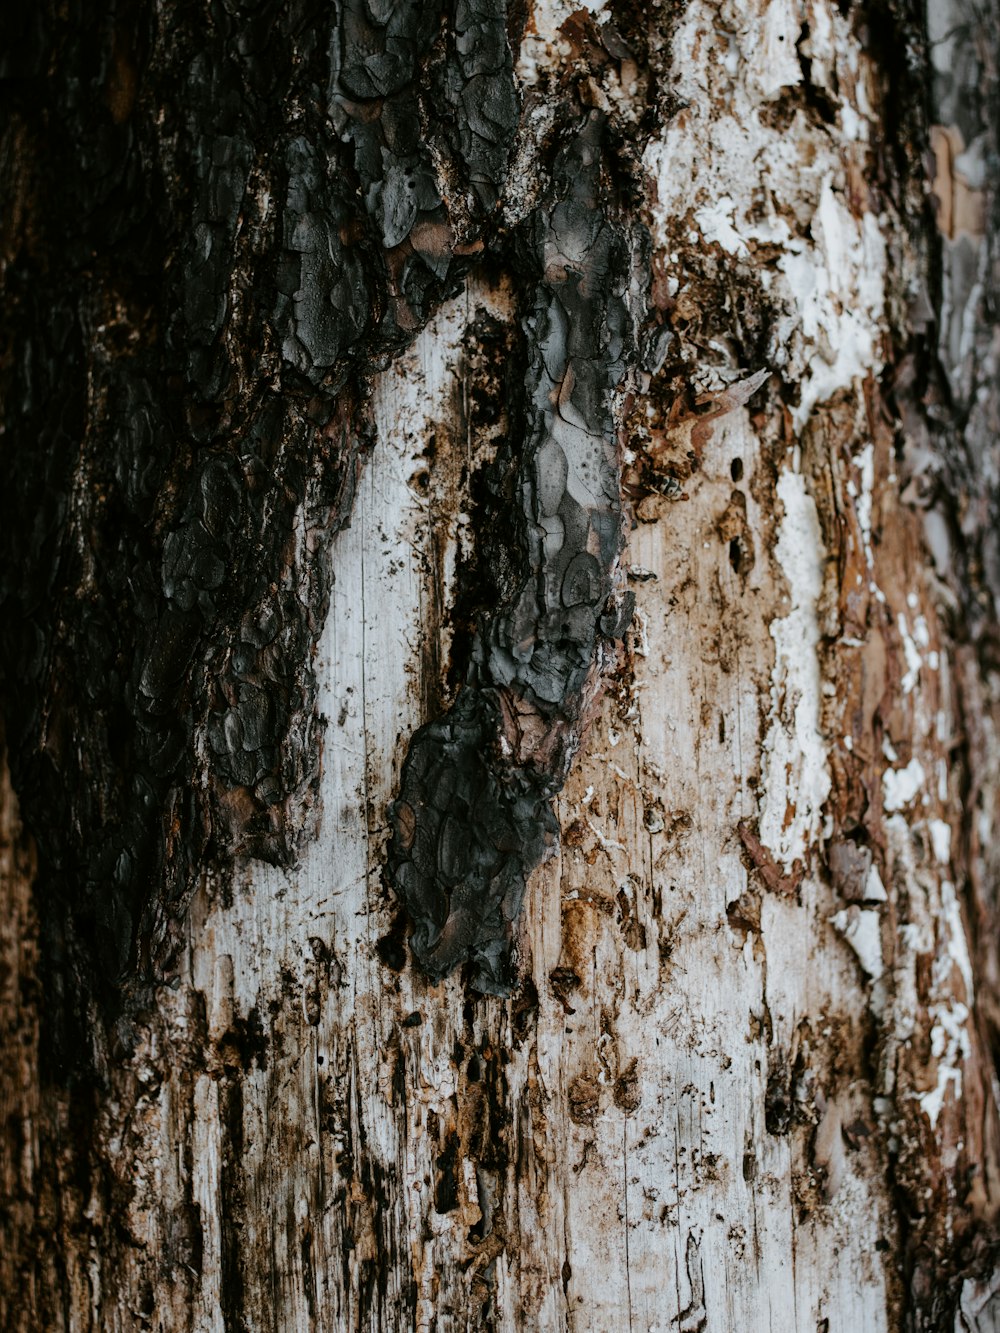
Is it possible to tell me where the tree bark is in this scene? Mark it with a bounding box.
[2,0,1000,1329]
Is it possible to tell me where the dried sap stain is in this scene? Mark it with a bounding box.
[0,0,520,1064]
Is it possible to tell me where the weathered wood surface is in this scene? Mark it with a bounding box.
[3,0,1000,1329]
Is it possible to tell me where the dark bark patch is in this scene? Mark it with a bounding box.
[388,112,647,992]
[568,1071,602,1126]
[218,1077,247,1333]
[434,1129,461,1213]
[613,1057,642,1113]
[0,0,520,1072]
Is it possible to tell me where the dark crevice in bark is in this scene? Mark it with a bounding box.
[219,1076,247,1333]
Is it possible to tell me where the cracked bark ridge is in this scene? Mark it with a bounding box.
[431,0,520,222]
[389,112,643,993]
[0,0,517,1066]
[328,0,516,341]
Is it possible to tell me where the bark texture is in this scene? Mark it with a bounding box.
[389,110,645,991]
[2,0,1000,1329]
[0,0,524,1061]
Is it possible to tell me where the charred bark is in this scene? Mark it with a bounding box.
[0,0,526,1065]
[388,111,646,991]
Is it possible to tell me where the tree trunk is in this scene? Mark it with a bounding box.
[3,0,1000,1328]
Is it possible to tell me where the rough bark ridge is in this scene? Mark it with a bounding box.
[0,0,521,1064]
